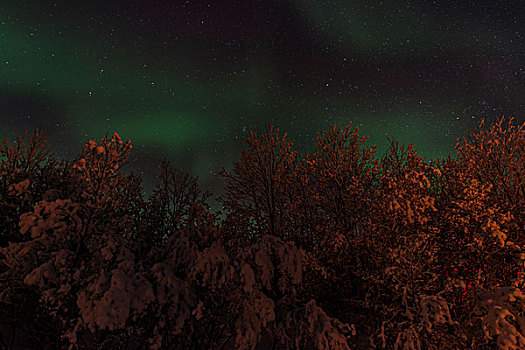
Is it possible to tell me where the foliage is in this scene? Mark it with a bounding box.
[0,117,524,349]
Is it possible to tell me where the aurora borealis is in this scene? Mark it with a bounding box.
[1,0,524,209]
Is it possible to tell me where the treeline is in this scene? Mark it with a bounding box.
[0,118,524,349]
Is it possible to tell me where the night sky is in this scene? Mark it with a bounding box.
[1,0,524,210]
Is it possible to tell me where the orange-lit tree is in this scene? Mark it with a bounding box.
[1,117,524,349]
[290,123,380,347]
[219,121,299,244]
[0,129,356,349]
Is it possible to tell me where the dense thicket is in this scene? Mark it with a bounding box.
[0,118,524,349]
